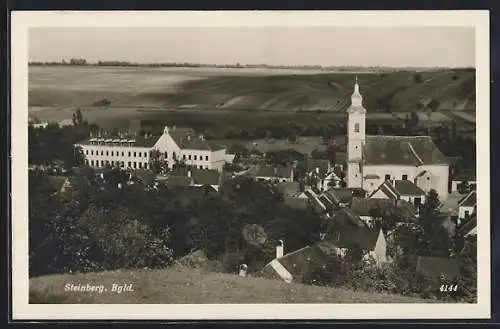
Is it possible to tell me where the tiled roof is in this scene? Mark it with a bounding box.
[323,188,366,205]
[192,168,220,186]
[350,197,418,221]
[330,207,367,228]
[455,214,477,237]
[276,165,293,178]
[458,190,476,207]
[306,158,330,176]
[169,127,225,151]
[416,256,460,280]
[76,135,161,148]
[363,135,448,166]
[452,168,476,182]
[328,225,381,251]
[270,245,332,282]
[394,180,426,196]
[255,165,276,177]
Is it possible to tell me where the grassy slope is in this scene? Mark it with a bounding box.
[29,66,475,113]
[30,266,434,304]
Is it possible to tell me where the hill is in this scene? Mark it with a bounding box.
[29,66,475,113]
[30,266,435,304]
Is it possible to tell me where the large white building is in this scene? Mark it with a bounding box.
[346,77,450,198]
[75,125,230,172]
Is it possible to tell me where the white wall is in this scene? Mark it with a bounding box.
[347,162,363,188]
[80,144,151,169]
[458,205,475,219]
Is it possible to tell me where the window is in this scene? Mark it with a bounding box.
[354,123,360,133]
[121,151,124,156]
[194,155,197,160]
[139,162,142,169]
[128,152,131,157]
[164,152,168,159]
[414,197,421,207]
[139,152,142,157]
[85,150,88,155]
[111,161,115,166]
[121,161,125,168]
[91,160,94,166]
[106,151,109,156]
[100,151,104,156]
[91,150,94,155]
[101,160,104,166]
[464,210,470,218]
[205,156,208,161]
[385,174,391,181]
[199,165,203,169]
[402,174,408,180]
[111,151,114,156]
[133,162,137,169]
[128,161,131,167]
[134,152,137,157]
[183,154,186,160]
[188,155,192,160]
[144,163,148,169]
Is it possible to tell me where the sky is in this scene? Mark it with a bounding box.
[29,26,475,68]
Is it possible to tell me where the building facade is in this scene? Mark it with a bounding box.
[346,78,450,198]
[75,125,231,172]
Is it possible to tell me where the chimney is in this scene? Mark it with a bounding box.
[276,240,284,259]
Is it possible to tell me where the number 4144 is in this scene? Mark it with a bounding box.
[440,284,458,292]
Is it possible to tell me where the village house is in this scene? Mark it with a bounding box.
[305,158,343,191]
[369,179,427,208]
[349,197,419,227]
[277,181,309,209]
[455,213,477,237]
[254,164,294,183]
[457,190,476,223]
[450,168,476,193]
[163,167,223,192]
[75,125,234,173]
[346,77,449,198]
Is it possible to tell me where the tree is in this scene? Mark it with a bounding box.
[413,72,423,83]
[418,190,452,257]
[427,98,441,112]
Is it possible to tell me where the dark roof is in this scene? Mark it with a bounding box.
[76,135,161,148]
[458,190,476,207]
[165,175,192,187]
[272,245,332,282]
[416,256,460,280]
[328,225,382,251]
[330,207,367,228]
[363,135,448,166]
[130,169,156,185]
[169,127,225,151]
[350,197,418,221]
[276,165,293,178]
[364,174,380,179]
[452,169,476,182]
[255,165,276,177]
[306,158,330,175]
[323,188,366,205]
[394,180,426,196]
[283,196,308,209]
[277,182,301,196]
[455,214,477,237]
[370,180,425,198]
[192,168,220,186]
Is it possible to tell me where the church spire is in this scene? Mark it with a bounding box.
[347,75,366,113]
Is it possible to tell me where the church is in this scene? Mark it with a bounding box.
[346,78,449,199]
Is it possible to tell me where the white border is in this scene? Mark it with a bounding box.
[11,10,490,320]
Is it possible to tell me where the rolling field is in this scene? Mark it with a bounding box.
[30,266,435,304]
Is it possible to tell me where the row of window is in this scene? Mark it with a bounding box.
[183,154,209,161]
[84,149,149,158]
[87,159,149,169]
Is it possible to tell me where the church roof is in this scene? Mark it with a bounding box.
[346,77,366,114]
[363,135,448,166]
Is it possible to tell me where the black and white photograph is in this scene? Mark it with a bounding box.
[11,11,490,320]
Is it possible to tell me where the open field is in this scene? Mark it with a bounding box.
[30,266,434,304]
[29,66,475,112]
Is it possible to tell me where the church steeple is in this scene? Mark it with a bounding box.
[347,76,366,113]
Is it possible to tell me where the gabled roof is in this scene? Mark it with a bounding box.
[394,180,426,196]
[323,188,366,205]
[305,158,330,176]
[255,165,293,178]
[192,168,220,186]
[330,207,367,228]
[458,190,476,207]
[363,135,448,166]
[416,256,460,280]
[455,214,477,237]
[276,165,293,178]
[168,127,225,151]
[255,165,276,178]
[350,197,418,221]
[371,180,425,198]
[328,225,382,251]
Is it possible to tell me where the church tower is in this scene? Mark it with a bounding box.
[346,76,366,188]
